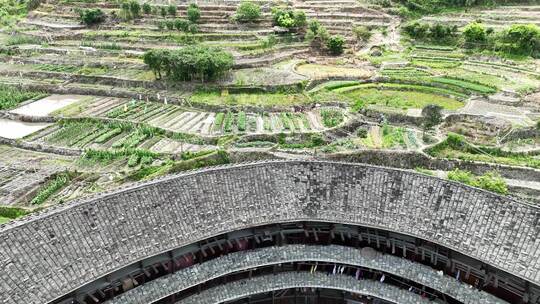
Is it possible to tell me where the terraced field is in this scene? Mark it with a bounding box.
[0,0,539,214]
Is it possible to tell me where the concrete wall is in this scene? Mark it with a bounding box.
[0,161,538,303]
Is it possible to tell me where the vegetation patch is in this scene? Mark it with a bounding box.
[337,84,463,111]
[447,169,508,195]
[31,172,73,205]
[427,133,540,169]
[0,85,45,110]
[191,90,311,106]
[320,109,344,128]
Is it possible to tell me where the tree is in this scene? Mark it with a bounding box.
[326,35,345,55]
[305,19,329,46]
[167,4,177,16]
[129,0,140,18]
[160,6,167,17]
[187,3,200,23]
[174,18,190,31]
[235,1,261,23]
[403,22,429,40]
[271,7,306,29]
[499,24,540,56]
[80,8,105,26]
[422,104,443,130]
[142,3,151,14]
[462,22,487,45]
[143,46,234,82]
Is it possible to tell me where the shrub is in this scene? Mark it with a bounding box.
[235,1,261,23]
[167,4,177,16]
[353,25,372,42]
[447,169,508,195]
[320,109,344,127]
[326,35,345,55]
[143,3,151,14]
[272,7,306,29]
[129,0,141,18]
[305,19,329,45]
[463,22,487,45]
[174,18,190,31]
[160,6,167,17]
[356,127,368,138]
[165,19,175,30]
[403,22,430,40]
[187,3,200,23]
[79,8,105,25]
[143,46,234,81]
[498,24,540,57]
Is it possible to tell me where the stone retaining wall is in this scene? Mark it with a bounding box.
[0,161,538,303]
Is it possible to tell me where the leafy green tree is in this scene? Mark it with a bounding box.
[174,18,190,31]
[142,3,152,14]
[463,22,487,45]
[79,8,105,26]
[499,24,540,57]
[143,46,234,82]
[187,3,200,23]
[167,4,177,16]
[235,1,261,23]
[129,0,140,18]
[160,6,167,17]
[305,19,329,46]
[403,22,429,39]
[422,104,443,130]
[326,35,345,55]
[271,7,306,29]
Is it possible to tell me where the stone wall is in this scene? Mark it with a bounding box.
[109,244,506,304]
[0,161,538,304]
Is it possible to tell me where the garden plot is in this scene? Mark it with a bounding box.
[459,98,537,127]
[0,165,57,206]
[10,95,87,117]
[149,138,214,154]
[0,119,52,139]
[295,64,374,79]
[420,6,540,28]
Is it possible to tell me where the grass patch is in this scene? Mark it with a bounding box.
[296,64,372,78]
[340,85,463,111]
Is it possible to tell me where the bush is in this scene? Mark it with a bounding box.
[143,46,234,81]
[187,3,200,23]
[305,19,330,45]
[165,19,174,30]
[174,18,190,31]
[272,7,306,29]
[403,22,457,42]
[356,127,368,138]
[353,25,372,42]
[79,8,105,26]
[167,4,177,16]
[463,22,487,45]
[498,24,540,57]
[447,169,508,195]
[235,1,261,23]
[129,0,141,18]
[160,6,167,17]
[143,3,151,14]
[326,35,345,55]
